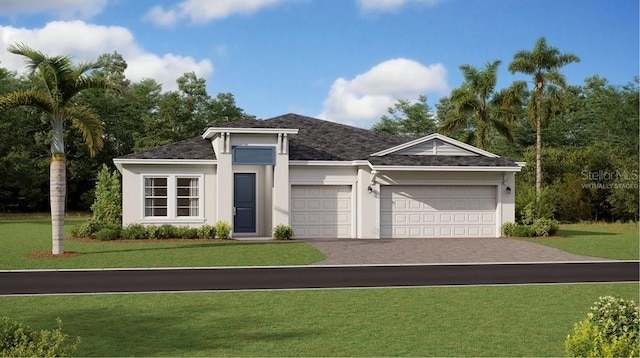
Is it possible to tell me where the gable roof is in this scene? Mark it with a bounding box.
[371,133,499,158]
[115,113,519,168]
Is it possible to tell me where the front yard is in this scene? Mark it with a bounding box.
[1,215,638,356]
[0,283,637,356]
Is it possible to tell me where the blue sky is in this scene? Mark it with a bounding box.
[0,0,638,128]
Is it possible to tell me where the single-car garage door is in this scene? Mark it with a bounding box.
[291,185,352,238]
[381,185,497,238]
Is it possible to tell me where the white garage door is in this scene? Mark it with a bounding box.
[291,185,352,238]
[381,185,497,238]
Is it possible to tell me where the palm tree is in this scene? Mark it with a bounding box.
[437,60,525,150]
[0,43,108,255]
[509,37,580,200]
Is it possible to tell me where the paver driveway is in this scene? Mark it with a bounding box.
[305,237,608,265]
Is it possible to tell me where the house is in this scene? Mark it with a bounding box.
[113,113,523,239]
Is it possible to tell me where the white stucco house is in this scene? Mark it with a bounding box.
[113,113,523,239]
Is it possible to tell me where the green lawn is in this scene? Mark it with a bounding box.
[520,222,639,260]
[0,216,325,269]
[1,283,637,357]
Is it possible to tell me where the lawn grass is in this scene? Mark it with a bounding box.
[0,283,637,357]
[520,222,639,260]
[0,215,325,269]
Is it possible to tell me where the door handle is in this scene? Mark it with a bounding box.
[233,207,237,216]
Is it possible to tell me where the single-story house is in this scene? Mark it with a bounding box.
[114,113,523,239]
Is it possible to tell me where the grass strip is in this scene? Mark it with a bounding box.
[0,283,637,356]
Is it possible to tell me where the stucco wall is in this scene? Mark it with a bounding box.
[119,164,216,227]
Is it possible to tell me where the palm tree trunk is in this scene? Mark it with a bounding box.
[50,155,66,255]
[535,114,542,203]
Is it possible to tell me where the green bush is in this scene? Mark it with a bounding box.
[158,224,175,239]
[120,224,148,240]
[565,296,639,357]
[174,226,199,239]
[69,219,102,238]
[272,224,294,240]
[94,224,121,241]
[215,221,232,239]
[90,164,121,226]
[531,218,560,237]
[0,317,81,357]
[146,225,161,239]
[501,222,518,237]
[197,224,216,239]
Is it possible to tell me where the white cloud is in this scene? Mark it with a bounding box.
[0,21,213,92]
[357,0,442,12]
[0,0,108,19]
[317,58,448,128]
[144,0,286,26]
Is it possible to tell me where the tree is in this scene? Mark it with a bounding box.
[437,60,525,150]
[372,95,435,137]
[509,37,580,200]
[0,43,109,254]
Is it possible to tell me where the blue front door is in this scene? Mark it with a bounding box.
[234,173,256,233]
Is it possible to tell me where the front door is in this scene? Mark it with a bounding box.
[234,173,256,233]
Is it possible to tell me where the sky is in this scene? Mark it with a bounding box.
[0,0,638,129]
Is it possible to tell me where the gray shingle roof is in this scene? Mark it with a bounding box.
[118,136,215,160]
[223,113,408,160]
[117,113,518,167]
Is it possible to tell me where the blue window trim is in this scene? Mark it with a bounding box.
[232,146,276,165]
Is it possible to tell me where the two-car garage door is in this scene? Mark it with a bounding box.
[290,184,497,239]
[381,185,497,238]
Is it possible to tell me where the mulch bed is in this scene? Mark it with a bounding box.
[28,251,83,259]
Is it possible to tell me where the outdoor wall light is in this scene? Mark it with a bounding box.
[506,186,511,194]
[367,185,373,194]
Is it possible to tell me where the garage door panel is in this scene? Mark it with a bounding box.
[381,185,497,238]
[291,185,352,239]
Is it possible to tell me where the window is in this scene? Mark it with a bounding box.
[145,177,167,217]
[176,177,199,217]
[232,146,275,165]
[143,175,203,220]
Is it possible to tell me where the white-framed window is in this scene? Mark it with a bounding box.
[142,174,203,220]
[145,177,168,217]
[176,177,199,217]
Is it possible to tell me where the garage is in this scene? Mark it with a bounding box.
[380,185,497,238]
[290,185,352,238]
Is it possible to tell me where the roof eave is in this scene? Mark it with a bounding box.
[202,127,299,139]
[369,165,522,172]
[113,158,217,173]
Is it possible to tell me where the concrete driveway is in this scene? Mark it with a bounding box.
[305,237,608,265]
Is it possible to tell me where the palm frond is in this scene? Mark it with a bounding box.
[65,105,104,157]
[0,90,55,114]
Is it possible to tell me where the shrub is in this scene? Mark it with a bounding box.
[146,225,162,239]
[565,296,639,357]
[94,224,121,241]
[272,224,294,240]
[0,317,81,357]
[197,224,216,239]
[215,221,232,239]
[90,164,121,226]
[70,219,102,238]
[531,218,560,237]
[511,223,534,237]
[120,224,147,240]
[501,222,518,237]
[174,226,199,239]
[158,224,175,239]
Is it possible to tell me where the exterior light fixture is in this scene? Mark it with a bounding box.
[506,186,511,194]
[367,185,373,194]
